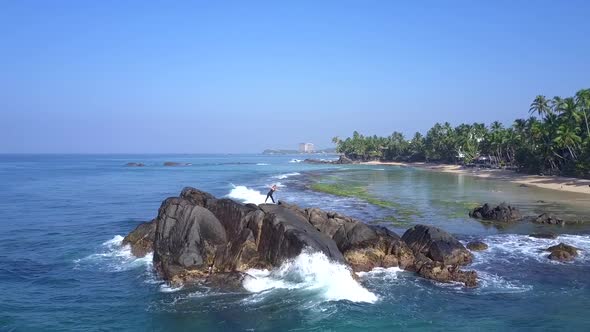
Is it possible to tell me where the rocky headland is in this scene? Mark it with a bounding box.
[123,187,478,289]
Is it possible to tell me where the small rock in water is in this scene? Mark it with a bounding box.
[546,243,579,262]
[466,241,488,251]
[126,162,145,167]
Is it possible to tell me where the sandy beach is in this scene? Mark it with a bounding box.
[363,161,590,195]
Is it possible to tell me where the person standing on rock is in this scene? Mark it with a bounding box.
[265,184,278,203]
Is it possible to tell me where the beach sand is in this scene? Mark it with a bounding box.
[363,161,590,195]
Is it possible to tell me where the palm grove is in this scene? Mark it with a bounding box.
[332,89,590,178]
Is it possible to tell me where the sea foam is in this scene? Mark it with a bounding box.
[242,249,378,304]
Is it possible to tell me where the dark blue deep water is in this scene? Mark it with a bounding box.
[1,154,590,331]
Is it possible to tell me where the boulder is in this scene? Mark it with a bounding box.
[402,225,473,265]
[469,203,521,222]
[466,241,488,251]
[122,220,156,257]
[546,243,578,262]
[125,162,145,167]
[532,213,565,226]
[413,256,477,287]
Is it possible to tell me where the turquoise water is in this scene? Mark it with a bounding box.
[1,154,590,331]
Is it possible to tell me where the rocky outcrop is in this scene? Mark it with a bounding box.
[532,213,565,226]
[124,188,478,288]
[546,243,579,262]
[469,203,521,222]
[466,241,488,251]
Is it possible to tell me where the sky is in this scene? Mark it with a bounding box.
[1,0,589,153]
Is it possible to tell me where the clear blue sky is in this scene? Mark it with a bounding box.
[1,0,589,153]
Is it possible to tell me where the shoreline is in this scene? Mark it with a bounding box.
[363,161,590,195]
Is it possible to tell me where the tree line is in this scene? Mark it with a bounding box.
[332,88,590,178]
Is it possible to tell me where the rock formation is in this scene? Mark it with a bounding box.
[124,187,478,288]
[469,203,521,222]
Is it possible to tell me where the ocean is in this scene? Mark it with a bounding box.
[1,154,590,331]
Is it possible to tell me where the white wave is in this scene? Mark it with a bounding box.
[469,233,590,265]
[273,172,301,180]
[356,266,403,280]
[74,235,153,272]
[242,249,377,303]
[159,284,184,293]
[226,185,268,204]
[289,159,302,163]
[256,163,270,166]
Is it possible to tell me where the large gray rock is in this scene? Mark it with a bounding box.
[402,225,473,265]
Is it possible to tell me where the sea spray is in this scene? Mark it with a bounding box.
[243,249,378,303]
[226,185,267,204]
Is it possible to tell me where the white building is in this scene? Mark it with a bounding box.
[298,143,315,153]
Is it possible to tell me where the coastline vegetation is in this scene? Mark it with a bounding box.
[332,89,590,178]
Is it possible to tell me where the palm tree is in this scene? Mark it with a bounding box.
[548,98,563,120]
[554,124,582,160]
[530,95,551,119]
[575,89,590,138]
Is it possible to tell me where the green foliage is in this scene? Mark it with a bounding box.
[333,88,590,179]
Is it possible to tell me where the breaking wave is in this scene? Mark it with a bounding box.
[242,249,377,304]
[273,172,301,180]
[226,185,268,205]
[73,235,153,272]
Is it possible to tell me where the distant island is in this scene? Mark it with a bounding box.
[262,148,337,155]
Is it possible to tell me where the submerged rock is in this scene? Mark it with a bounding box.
[124,188,478,289]
[528,232,558,239]
[469,203,521,222]
[466,241,488,251]
[163,162,192,166]
[546,243,579,262]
